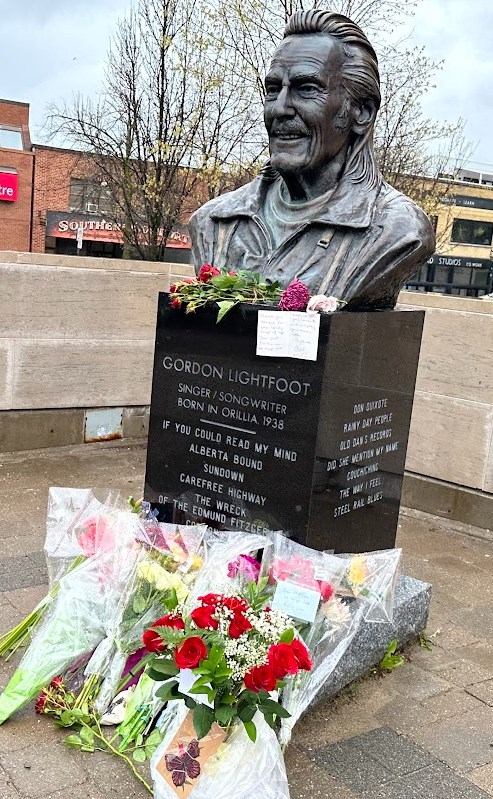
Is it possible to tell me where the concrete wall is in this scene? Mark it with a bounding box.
[1,251,492,525]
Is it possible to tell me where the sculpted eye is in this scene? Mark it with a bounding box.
[265,82,280,98]
[298,83,320,96]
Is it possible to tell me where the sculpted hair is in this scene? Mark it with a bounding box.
[284,10,381,188]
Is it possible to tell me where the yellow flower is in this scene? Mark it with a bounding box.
[189,554,203,571]
[348,555,367,588]
[137,560,164,585]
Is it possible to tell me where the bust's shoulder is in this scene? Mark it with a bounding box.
[190,177,263,227]
[376,181,434,235]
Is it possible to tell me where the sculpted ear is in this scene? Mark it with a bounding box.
[351,99,377,135]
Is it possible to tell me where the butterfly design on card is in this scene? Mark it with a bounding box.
[165,740,201,786]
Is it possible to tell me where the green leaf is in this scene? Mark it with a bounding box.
[280,628,295,644]
[185,696,197,710]
[238,703,256,723]
[132,748,146,763]
[136,733,144,747]
[214,705,236,725]
[155,680,178,701]
[193,704,215,739]
[243,720,257,743]
[65,734,83,748]
[80,727,95,744]
[379,639,405,671]
[132,594,147,614]
[258,699,291,719]
[145,729,162,747]
[163,588,178,611]
[80,744,95,752]
[216,300,236,323]
[60,709,76,727]
[148,658,179,676]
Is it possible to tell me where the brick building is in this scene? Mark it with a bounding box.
[0,99,34,252]
[0,99,191,262]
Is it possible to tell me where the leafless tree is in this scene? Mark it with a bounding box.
[46,0,263,260]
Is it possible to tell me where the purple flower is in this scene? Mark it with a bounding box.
[279,279,311,311]
[227,554,261,582]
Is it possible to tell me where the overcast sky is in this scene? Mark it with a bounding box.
[1,0,491,170]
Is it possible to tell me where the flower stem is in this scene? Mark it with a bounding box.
[82,719,152,794]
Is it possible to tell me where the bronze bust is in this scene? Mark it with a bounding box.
[189,10,435,310]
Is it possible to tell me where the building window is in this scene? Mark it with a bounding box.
[69,179,114,215]
[0,127,23,150]
[450,218,493,247]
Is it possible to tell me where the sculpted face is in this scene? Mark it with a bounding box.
[264,34,355,196]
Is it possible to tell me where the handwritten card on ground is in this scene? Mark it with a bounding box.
[256,311,320,361]
[271,579,321,623]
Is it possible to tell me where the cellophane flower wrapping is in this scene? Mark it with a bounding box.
[0,516,139,723]
[262,534,401,746]
[151,703,289,799]
[184,531,270,608]
[85,519,206,714]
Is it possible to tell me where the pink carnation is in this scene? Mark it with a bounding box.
[279,279,310,311]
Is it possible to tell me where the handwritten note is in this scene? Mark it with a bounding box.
[271,580,321,623]
[256,311,320,361]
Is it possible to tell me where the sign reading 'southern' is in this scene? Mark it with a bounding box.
[0,171,18,202]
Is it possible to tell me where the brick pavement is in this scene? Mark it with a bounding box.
[0,441,492,798]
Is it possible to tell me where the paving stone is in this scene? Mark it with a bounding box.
[4,585,49,616]
[466,680,493,707]
[455,604,493,641]
[466,763,493,796]
[292,700,379,748]
[83,750,151,799]
[409,705,493,773]
[347,726,435,775]
[386,662,451,701]
[451,643,493,673]
[305,738,393,794]
[0,554,47,592]
[0,740,88,797]
[422,689,487,719]
[409,643,463,673]
[436,661,493,688]
[0,713,62,755]
[375,696,439,735]
[359,762,492,799]
[0,766,20,799]
[285,744,359,799]
[431,622,480,650]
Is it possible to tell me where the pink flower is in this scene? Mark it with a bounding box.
[279,279,310,311]
[307,295,339,313]
[227,554,260,582]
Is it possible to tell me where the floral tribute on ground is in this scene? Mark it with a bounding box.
[169,265,345,321]
[0,489,401,799]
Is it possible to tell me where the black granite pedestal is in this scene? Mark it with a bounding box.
[144,296,424,553]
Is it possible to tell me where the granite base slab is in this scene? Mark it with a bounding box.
[317,575,432,703]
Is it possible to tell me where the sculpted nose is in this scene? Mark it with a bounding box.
[272,85,294,117]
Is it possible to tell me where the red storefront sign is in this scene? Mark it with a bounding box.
[45,211,191,248]
[0,171,18,202]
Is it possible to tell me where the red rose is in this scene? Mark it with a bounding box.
[174,636,207,669]
[35,692,48,714]
[191,605,218,630]
[228,270,237,276]
[170,283,178,293]
[268,643,299,679]
[198,263,221,282]
[143,628,166,653]
[198,593,222,607]
[50,676,63,688]
[229,611,252,639]
[222,596,248,612]
[183,278,195,284]
[290,639,313,671]
[244,664,277,693]
[153,614,185,630]
[319,581,334,602]
[171,297,182,309]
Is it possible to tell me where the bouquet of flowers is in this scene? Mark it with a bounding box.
[261,533,401,746]
[147,580,312,798]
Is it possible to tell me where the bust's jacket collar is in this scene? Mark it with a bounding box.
[209,161,383,230]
